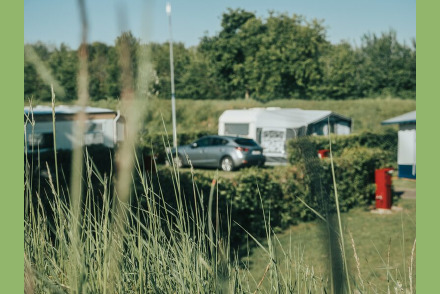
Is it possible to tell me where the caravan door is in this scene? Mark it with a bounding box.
[260,128,286,157]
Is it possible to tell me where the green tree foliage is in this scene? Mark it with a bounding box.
[319,42,362,99]
[249,14,327,100]
[24,11,416,102]
[199,8,257,99]
[87,42,113,100]
[200,10,330,100]
[149,42,191,98]
[357,31,416,98]
[177,48,216,99]
[24,61,51,101]
[47,44,78,100]
[115,31,140,94]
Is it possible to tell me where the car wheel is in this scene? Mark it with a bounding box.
[220,156,234,172]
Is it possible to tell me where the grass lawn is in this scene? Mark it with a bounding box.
[243,197,416,293]
[393,176,416,191]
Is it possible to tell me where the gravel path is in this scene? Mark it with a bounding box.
[397,188,416,199]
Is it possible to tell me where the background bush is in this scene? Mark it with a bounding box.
[288,129,397,164]
[144,167,287,248]
[27,133,397,250]
[143,143,393,249]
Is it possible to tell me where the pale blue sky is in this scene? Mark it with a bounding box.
[24,0,416,49]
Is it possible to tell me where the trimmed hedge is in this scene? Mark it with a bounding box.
[28,133,396,249]
[319,147,393,209]
[141,144,393,247]
[287,129,397,165]
[286,132,396,220]
[143,167,287,246]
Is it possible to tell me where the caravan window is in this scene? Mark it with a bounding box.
[256,128,262,143]
[286,129,296,140]
[225,123,249,136]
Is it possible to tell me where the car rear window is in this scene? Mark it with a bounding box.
[234,138,258,146]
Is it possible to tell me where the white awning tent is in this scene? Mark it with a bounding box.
[24,105,125,152]
[382,111,416,179]
[219,107,352,161]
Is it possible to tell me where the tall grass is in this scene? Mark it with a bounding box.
[24,144,329,293]
[24,144,416,293]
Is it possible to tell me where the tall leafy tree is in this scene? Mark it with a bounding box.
[200,8,256,99]
[358,30,416,98]
[248,14,328,100]
[178,47,216,99]
[24,61,51,101]
[149,42,192,99]
[115,31,140,95]
[104,45,121,99]
[200,10,328,100]
[48,43,78,100]
[88,42,112,100]
[319,42,361,99]
[23,15,416,102]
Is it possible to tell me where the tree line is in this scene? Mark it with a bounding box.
[24,9,416,102]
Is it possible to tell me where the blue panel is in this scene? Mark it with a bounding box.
[398,165,416,179]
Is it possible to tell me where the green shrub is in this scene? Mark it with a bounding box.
[143,144,393,249]
[287,133,396,217]
[143,167,289,247]
[287,129,397,165]
[319,147,394,210]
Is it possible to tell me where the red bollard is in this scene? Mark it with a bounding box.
[375,168,393,209]
[317,149,330,159]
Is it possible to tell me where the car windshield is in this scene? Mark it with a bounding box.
[234,138,258,146]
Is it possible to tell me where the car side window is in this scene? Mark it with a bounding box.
[196,137,211,147]
[211,138,229,146]
[210,138,221,146]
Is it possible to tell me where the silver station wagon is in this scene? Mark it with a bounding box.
[169,135,265,171]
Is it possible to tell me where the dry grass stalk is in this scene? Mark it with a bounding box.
[66,0,90,292]
[328,124,351,294]
[24,253,35,294]
[409,238,416,294]
[253,262,271,294]
[349,230,364,291]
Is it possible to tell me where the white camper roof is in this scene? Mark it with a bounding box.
[218,108,265,124]
[219,107,350,129]
[381,111,416,125]
[24,105,116,116]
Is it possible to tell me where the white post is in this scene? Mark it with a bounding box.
[166,2,177,148]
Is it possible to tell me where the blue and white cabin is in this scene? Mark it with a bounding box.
[24,105,125,152]
[382,111,416,179]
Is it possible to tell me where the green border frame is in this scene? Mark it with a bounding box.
[3,1,426,292]
[417,1,435,292]
[0,1,23,292]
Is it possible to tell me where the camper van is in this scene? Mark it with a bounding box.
[218,107,352,163]
[24,105,125,152]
